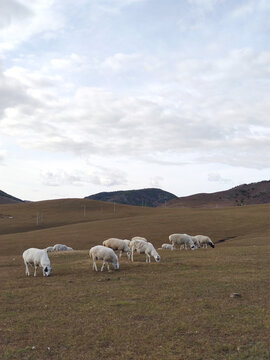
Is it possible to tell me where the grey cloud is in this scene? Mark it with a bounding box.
[0,0,32,30]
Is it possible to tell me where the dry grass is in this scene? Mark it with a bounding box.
[0,201,269,359]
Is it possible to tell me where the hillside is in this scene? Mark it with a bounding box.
[0,190,23,205]
[85,188,177,207]
[0,199,269,359]
[166,180,270,208]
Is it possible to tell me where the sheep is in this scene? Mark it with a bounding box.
[193,235,215,248]
[22,248,52,277]
[123,239,131,246]
[102,238,131,259]
[191,237,201,249]
[89,245,119,272]
[53,244,73,251]
[130,240,160,263]
[131,236,148,242]
[161,243,175,250]
[169,233,195,250]
[45,246,54,252]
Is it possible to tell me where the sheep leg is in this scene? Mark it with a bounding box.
[34,264,38,277]
[131,247,134,262]
[119,250,122,257]
[101,261,106,271]
[106,263,110,271]
[93,259,98,271]
[25,262,30,276]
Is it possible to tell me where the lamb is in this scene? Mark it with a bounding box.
[102,238,131,259]
[169,233,195,250]
[22,248,52,277]
[130,239,160,263]
[161,243,175,250]
[53,244,73,251]
[193,235,215,248]
[89,245,119,272]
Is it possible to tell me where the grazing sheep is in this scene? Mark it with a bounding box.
[45,246,54,252]
[89,245,119,272]
[130,240,160,263]
[131,236,148,242]
[169,233,195,250]
[123,239,131,245]
[53,244,73,251]
[102,238,131,259]
[191,237,201,249]
[194,235,215,248]
[23,248,52,277]
[161,243,175,250]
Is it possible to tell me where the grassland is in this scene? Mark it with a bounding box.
[0,200,269,359]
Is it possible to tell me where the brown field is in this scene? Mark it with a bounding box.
[0,200,269,360]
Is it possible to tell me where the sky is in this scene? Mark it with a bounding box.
[0,0,269,201]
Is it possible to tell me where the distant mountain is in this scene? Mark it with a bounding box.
[85,188,178,207]
[165,180,270,208]
[0,190,23,204]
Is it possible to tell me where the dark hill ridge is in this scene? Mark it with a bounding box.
[85,188,178,207]
[0,190,23,205]
[166,180,270,208]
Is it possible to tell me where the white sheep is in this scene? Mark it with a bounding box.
[53,244,73,251]
[169,233,195,250]
[89,245,119,272]
[161,243,175,250]
[22,248,52,277]
[193,235,215,248]
[131,236,148,242]
[102,238,131,259]
[130,240,160,263]
[45,246,54,252]
[191,237,201,249]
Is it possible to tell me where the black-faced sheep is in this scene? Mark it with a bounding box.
[22,248,52,277]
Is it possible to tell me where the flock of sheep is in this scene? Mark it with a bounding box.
[22,233,215,276]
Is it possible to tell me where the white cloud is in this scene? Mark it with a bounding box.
[0,0,65,52]
[231,0,270,18]
[150,176,164,188]
[100,52,161,73]
[41,167,127,187]
[0,149,6,163]
[208,172,230,184]
[0,47,270,170]
[50,53,86,71]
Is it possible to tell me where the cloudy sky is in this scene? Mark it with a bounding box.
[0,0,269,201]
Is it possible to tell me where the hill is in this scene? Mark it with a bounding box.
[166,180,270,208]
[0,199,269,359]
[0,190,23,205]
[85,188,177,207]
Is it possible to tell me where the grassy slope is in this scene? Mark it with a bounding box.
[0,201,269,360]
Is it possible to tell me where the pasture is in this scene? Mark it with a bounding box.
[0,200,269,359]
